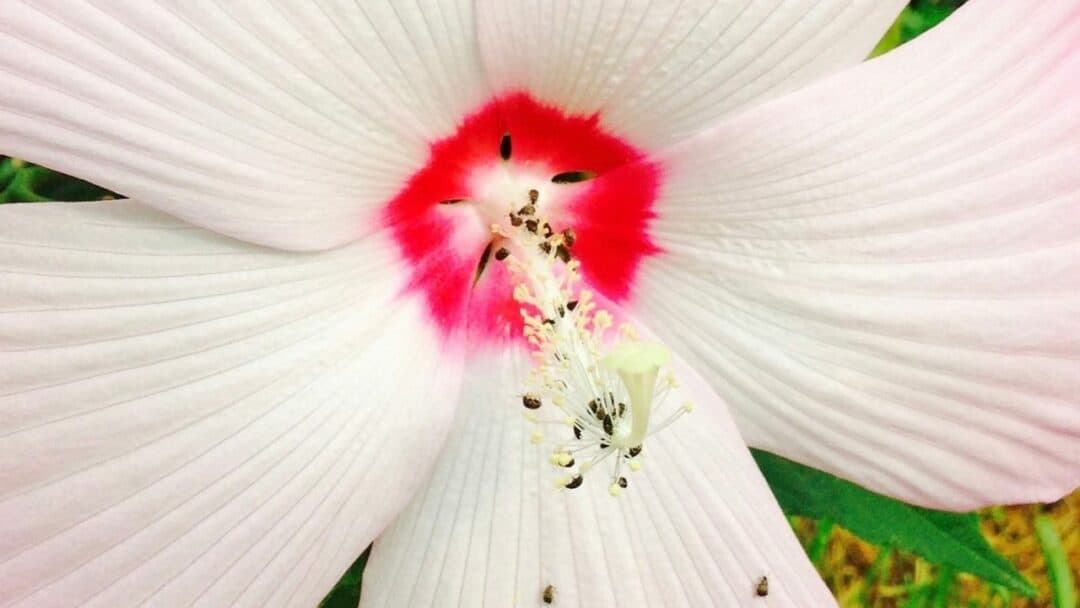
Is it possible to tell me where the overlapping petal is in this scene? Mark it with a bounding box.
[636,0,1080,509]
[0,201,463,607]
[0,0,488,250]
[476,0,905,149]
[359,348,832,607]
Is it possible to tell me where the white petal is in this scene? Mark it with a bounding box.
[636,0,1080,509]
[0,201,463,607]
[360,348,832,607]
[0,0,488,250]
[476,0,905,148]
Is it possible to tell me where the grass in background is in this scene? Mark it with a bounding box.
[794,492,1079,607]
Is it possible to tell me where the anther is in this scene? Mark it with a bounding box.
[528,188,539,203]
[562,228,576,247]
[572,425,582,440]
[438,198,467,205]
[555,245,572,264]
[617,476,628,488]
[525,219,539,233]
[522,395,542,410]
[628,445,642,458]
[565,475,584,489]
[509,213,523,227]
[566,300,579,311]
[519,204,536,216]
[588,399,602,419]
[602,414,614,436]
[495,247,511,261]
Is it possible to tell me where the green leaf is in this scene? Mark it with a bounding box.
[753,449,1036,596]
[319,546,370,608]
[870,0,967,58]
[0,156,116,203]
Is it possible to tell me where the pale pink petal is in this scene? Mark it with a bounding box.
[0,0,488,250]
[476,0,905,148]
[635,0,1080,509]
[0,201,463,607]
[360,348,832,607]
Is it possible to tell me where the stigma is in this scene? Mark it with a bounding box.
[493,192,691,496]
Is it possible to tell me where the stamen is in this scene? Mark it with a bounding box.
[498,190,688,495]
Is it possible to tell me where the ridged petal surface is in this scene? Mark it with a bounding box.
[637,0,1080,509]
[0,201,463,607]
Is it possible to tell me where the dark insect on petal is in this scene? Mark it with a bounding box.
[472,242,494,286]
[756,576,769,597]
[500,132,512,160]
[551,170,595,183]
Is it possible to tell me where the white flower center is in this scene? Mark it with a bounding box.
[489,190,692,497]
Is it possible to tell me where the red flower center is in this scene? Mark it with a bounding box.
[384,93,661,346]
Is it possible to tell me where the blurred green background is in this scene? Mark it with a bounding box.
[1,1,1077,607]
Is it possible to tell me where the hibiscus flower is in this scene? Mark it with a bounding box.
[1,1,1077,606]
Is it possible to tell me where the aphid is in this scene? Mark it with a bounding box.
[756,576,769,597]
[522,395,542,410]
[542,584,556,603]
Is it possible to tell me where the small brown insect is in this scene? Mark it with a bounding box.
[755,576,769,597]
[542,584,556,604]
